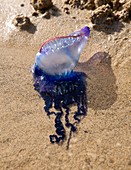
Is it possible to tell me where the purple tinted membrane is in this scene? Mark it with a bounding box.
[81,26,90,37]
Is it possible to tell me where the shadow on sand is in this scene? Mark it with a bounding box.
[21,22,37,34]
[92,21,125,34]
[76,52,117,110]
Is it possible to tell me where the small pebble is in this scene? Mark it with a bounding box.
[113,37,118,41]
[72,16,76,19]
[65,11,70,14]
[64,0,69,4]
[32,12,39,17]
[12,14,31,30]
[42,11,51,19]
[20,4,24,7]
[63,7,70,14]
[64,7,69,11]
[31,0,53,11]
[122,37,128,40]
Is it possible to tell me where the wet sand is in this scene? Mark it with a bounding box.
[0,0,131,170]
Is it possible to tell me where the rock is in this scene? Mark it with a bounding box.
[64,0,119,10]
[42,11,51,19]
[95,0,110,7]
[72,16,76,19]
[64,0,70,4]
[31,0,53,12]
[94,0,120,10]
[90,4,113,25]
[115,9,129,21]
[63,7,70,14]
[111,0,120,10]
[63,0,95,10]
[84,0,95,10]
[115,1,131,21]
[65,0,131,23]
[20,4,24,7]
[12,14,31,30]
[69,0,81,8]
[32,12,39,17]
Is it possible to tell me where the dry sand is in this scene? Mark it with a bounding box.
[0,0,131,170]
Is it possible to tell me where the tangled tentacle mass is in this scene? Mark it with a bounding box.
[33,69,87,149]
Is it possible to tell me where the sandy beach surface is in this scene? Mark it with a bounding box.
[0,0,131,170]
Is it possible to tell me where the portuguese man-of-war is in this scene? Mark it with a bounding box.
[32,26,90,149]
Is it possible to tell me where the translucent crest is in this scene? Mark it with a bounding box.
[35,26,90,76]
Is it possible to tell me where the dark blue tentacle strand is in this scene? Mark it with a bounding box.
[33,69,87,149]
[50,109,66,143]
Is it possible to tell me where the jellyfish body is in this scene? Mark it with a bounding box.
[33,26,90,77]
[32,26,90,149]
